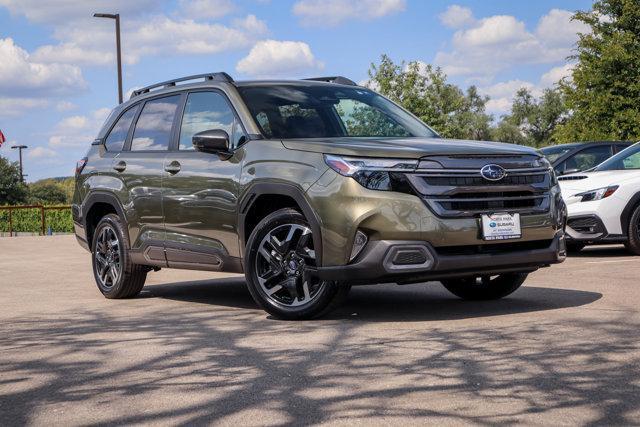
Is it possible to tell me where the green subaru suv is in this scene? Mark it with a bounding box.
[73,72,567,319]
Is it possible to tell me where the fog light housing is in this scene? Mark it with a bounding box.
[350,230,368,261]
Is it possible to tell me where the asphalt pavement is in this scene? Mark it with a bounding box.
[1,235,639,425]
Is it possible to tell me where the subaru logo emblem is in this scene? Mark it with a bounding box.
[480,164,506,181]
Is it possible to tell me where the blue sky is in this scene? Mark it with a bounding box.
[0,0,592,180]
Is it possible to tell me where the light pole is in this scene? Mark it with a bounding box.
[94,13,123,104]
[11,145,27,183]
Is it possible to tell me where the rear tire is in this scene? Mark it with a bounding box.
[244,208,350,320]
[441,273,528,300]
[91,214,147,299]
[625,204,640,255]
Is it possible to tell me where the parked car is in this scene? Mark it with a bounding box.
[73,73,567,319]
[540,141,631,176]
[559,142,640,253]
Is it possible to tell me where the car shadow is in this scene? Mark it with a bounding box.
[143,278,602,322]
[570,244,633,258]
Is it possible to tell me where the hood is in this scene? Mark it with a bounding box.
[559,170,640,197]
[281,137,540,159]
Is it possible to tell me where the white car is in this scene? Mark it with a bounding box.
[559,142,640,254]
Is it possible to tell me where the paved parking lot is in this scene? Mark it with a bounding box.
[1,235,640,425]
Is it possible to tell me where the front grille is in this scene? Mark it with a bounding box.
[423,174,544,187]
[405,159,553,218]
[437,192,544,212]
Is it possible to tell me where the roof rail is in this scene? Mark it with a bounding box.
[130,72,234,99]
[304,76,358,86]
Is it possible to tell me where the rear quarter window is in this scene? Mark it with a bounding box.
[104,106,138,152]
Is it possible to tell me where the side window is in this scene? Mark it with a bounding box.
[569,145,613,171]
[130,95,181,151]
[255,111,272,138]
[178,92,236,150]
[104,106,137,152]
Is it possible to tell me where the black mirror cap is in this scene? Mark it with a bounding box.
[193,129,230,154]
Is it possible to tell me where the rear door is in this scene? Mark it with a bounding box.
[161,90,244,271]
[116,94,182,259]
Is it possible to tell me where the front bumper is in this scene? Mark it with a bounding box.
[315,231,566,285]
[565,214,626,244]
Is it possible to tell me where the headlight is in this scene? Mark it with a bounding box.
[574,185,618,202]
[324,155,418,192]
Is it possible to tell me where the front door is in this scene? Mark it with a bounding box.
[161,90,244,271]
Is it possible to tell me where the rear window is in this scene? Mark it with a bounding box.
[104,106,138,152]
[131,95,181,151]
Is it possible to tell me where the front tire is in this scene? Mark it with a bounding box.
[441,273,528,300]
[91,214,147,299]
[625,204,640,255]
[244,208,350,320]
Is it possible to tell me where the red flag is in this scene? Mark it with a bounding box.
[0,129,5,147]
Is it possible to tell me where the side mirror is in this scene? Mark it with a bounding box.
[560,168,580,176]
[193,129,230,155]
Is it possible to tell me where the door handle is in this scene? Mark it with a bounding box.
[113,161,126,172]
[164,161,181,175]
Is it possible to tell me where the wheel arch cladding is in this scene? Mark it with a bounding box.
[620,192,640,236]
[238,183,323,264]
[84,192,127,250]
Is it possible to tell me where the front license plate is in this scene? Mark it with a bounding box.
[481,213,522,241]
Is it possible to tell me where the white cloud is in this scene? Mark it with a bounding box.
[479,80,540,115]
[28,146,58,159]
[540,63,575,87]
[32,14,269,66]
[439,5,475,29]
[48,108,111,148]
[0,98,49,117]
[236,40,323,77]
[0,38,86,98]
[435,9,586,80]
[293,0,405,26]
[0,0,160,24]
[55,101,76,112]
[32,43,115,66]
[536,9,589,48]
[479,63,575,115]
[179,0,235,20]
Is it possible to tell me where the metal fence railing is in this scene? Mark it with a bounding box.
[0,205,72,237]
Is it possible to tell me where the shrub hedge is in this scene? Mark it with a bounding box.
[0,207,73,233]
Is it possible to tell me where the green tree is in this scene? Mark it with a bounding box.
[496,87,569,147]
[0,155,29,205]
[28,182,68,205]
[555,0,640,142]
[366,55,493,140]
[32,177,74,204]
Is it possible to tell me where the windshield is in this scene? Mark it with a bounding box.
[540,145,574,163]
[237,84,437,139]
[595,141,640,171]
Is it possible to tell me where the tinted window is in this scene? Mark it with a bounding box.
[237,85,436,139]
[540,145,574,163]
[131,95,181,151]
[179,92,236,150]
[565,145,612,171]
[336,99,410,137]
[105,106,137,151]
[596,142,640,171]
